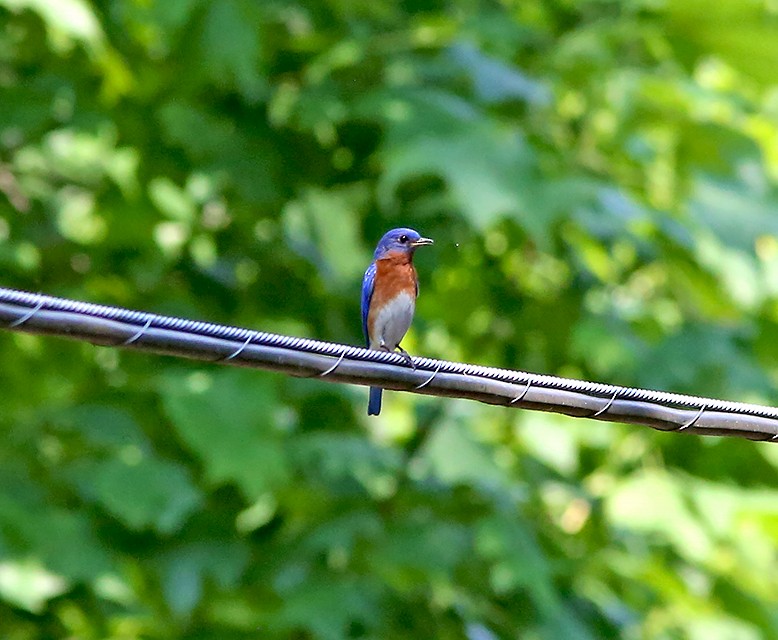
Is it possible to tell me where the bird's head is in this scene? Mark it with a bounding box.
[373,227,434,259]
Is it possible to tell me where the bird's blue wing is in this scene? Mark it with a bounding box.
[361,261,376,347]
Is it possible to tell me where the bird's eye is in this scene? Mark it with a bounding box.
[399,235,408,244]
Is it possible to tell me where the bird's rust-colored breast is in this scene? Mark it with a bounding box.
[367,251,418,332]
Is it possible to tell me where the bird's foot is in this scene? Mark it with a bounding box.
[396,344,416,370]
[378,342,416,369]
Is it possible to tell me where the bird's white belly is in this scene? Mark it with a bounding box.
[371,292,415,350]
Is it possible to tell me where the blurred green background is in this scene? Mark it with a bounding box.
[2,0,778,638]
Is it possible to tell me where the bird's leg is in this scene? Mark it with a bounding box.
[395,343,416,370]
[378,341,416,369]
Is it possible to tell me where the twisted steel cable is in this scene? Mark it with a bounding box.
[0,286,776,442]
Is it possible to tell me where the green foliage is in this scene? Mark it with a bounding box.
[1,0,778,638]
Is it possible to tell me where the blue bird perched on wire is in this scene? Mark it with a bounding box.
[361,227,434,415]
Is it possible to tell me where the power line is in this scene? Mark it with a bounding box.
[0,286,776,442]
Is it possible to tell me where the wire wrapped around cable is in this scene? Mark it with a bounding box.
[0,286,776,442]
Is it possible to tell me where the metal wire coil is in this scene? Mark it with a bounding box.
[1,286,776,442]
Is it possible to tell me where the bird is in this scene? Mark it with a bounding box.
[361,227,434,415]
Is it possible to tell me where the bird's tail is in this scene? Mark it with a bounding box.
[368,387,383,415]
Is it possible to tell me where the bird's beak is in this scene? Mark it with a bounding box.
[410,237,434,247]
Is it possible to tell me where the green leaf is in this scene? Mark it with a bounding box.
[148,176,196,222]
[200,0,267,101]
[6,0,103,47]
[0,560,69,614]
[158,540,250,616]
[161,369,289,498]
[56,404,149,450]
[270,577,381,640]
[415,418,508,487]
[282,184,370,285]
[379,122,535,231]
[291,433,401,498]
[157,101,280,204]
[449,43,551,105]
[475,513,553,602]
[605,470,712,563]
[65,456,202,534]
[0,466,113,581]
[372,519,470,587]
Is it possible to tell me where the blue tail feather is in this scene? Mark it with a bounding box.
[368,387,382,415]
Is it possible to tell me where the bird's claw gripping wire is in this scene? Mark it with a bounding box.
[380,343,416,369]
[396,344,416,370]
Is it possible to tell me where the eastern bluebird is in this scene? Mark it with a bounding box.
[361,227,434,415]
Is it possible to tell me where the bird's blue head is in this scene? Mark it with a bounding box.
[373,227,434,259]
